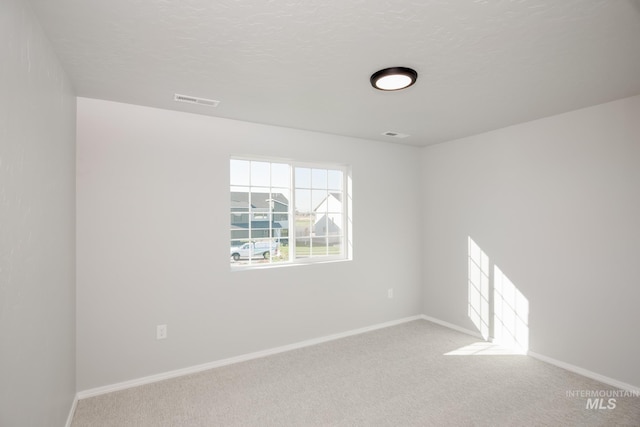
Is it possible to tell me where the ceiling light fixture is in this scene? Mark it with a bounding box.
[370,67,418,91]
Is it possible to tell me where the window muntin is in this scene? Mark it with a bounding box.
[230,158,347,267]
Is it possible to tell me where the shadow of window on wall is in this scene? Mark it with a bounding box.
[460,236,529,355]
[468,237,490,340]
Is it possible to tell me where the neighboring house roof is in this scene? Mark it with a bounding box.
[330,192,342,202]
[314,192,342,212]
[231,192,289,211]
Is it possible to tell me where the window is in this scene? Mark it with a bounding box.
[230,158,349,267]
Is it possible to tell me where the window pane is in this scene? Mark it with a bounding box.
[295,216,312,239]
[250,190,270,216]
[239,238,274,264]
[295,189,311,214]
[311,242,328,256]
[295,238,310,259]
[230,160,250,186]
[273,214,288,244]
[311,169,328,189]
[230,230,249,241]
[314,215,328,237]
[312,189,327,212]
[326,193,342,213]
[273,212,288,222]
[329,237,343,256]
[251,161,270,186]
[271,163,290,188]
[278,226,289,246]
[251,220,270,231]
[295,167,311,188]
[270,188,290,213]
[328,170,343,190]
[230,187,250,212]
[327,213,342,236]
[230,212,248,225]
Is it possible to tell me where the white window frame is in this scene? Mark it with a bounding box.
[230,156,351,269]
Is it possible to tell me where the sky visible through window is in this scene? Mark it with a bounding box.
[230,159,346,267]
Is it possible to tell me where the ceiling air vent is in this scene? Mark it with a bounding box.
[382,131,410,139]
[174,93,220,107]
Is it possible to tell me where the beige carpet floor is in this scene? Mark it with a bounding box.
[71,320,640,426]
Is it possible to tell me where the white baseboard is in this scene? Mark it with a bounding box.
[419,314,484,339]
[76,315,423,399]
[527,351,640,394]
[65,394,78,427]
[419,314,639,393]
[76,313,639,402]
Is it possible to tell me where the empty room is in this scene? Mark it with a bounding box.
[2,0,640,426]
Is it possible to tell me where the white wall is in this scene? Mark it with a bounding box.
[421,95,640,387]
[76,98,423,391]
[0,0,76,425]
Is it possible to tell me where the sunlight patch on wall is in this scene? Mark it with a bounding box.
[468,237,490,340]
[463,236,530,355]
[494,266,529,353]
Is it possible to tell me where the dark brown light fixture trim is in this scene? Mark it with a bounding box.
[370,67,418,91]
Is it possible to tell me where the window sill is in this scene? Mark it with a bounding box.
[229,257,351,272]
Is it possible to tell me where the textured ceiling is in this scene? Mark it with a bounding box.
[29,0,640,146]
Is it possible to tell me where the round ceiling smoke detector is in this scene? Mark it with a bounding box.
[370,67,418,91]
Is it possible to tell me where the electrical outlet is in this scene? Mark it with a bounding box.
[388,288,394,299]
[157,324,167,340]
